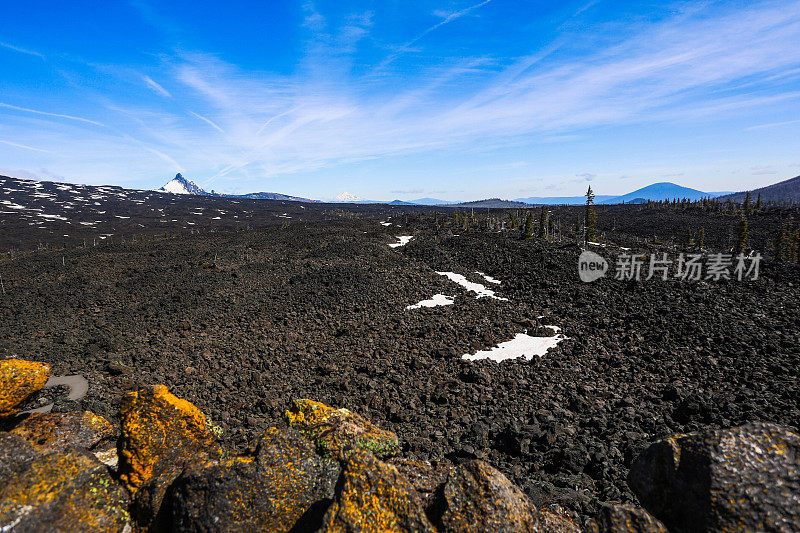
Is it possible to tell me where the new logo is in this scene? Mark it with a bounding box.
[578,250,608,282]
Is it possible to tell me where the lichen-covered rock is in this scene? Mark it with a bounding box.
[0,432,39,487]
[588,504,668,532]
[117,385,220,494]
[285,399,400,460]
[433,460,539,533]
[538,505,581,532]
[0,359,50,417]
[0,447,130,532]
[11,411,115,454]
[387,457,453,505]
[131,466,186,532]
[320,449,435,532]
[167,427,339,532]
[628,421,800,532]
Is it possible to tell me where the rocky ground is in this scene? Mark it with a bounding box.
[1,209,799,528]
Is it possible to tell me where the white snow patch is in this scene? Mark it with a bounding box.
[380,221,392,226]
[436,272,508,300]
[406,294,454,310]
[1,201,26,209]
[476,271,501,284]
[162,179,191,194]
[388,235,413,248]
[38,213,67,220]
[115,215,130,219]
[462,326,566,362]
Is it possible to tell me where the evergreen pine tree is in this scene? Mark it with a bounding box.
[743,191,753,216]
[585,186,597,242]
[755,192,762,211]
[699,227,705,249]
[736,215,749,254]
[521,211,534,239]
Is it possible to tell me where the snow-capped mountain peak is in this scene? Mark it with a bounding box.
[335,192,362,202]
[158,173,206,195]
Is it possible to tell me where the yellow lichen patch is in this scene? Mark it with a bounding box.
[321,449,434,533]
[0,448,130,532]
[168,427,338,532]
[117,385,218,493]
[0,359,50,417]
[11,411,115,454]
[285,399,400,460]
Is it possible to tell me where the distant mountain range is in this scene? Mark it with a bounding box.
[515,183,732,205]
[514,194,617,205]
[159,174,317,203]
[157,173,799,207]
[332,192,456,205]
[599,182,733,204]
[327,182,732,206]
[717,175,800,203]
[448,199,530,208]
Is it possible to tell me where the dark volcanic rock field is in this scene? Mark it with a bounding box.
[1,215,799,526]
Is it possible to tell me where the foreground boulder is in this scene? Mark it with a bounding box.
[117,385,220,493]
[168,427,339,532]
[387,457,453,506]
[285,398,401,460]
[321,449,435,532]
[628,421,800,532]
[432,459,539,533]
[0,432,39,486]
[11,411,115,454]
[0,447,130,532]
[588,504,668,532]
[0,359,50,417]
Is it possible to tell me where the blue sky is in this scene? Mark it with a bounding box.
[1,0,800,201]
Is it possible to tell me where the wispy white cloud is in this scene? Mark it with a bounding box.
[189,111,225,134]
[381,0,492,66]
[0,139,50,153]
[5,0,800,194]
[143,75,171,98]
[746,118,800,130]
[0,42,45,60]
[0,103,104,127]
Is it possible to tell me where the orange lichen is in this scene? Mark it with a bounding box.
[0,448,130,532]
[117,384,218,493]
[285,399,400,460]
[0,359,50,417]
[322,449,434,532]
[11,411,114,454]
[169,426,338,532]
